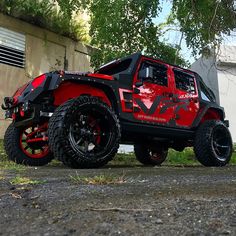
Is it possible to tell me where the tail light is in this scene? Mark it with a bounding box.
[31,74,46,88]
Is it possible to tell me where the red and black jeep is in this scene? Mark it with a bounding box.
[2,53,233,168]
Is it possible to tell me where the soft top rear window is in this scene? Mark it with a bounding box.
[97,59,132,75]
[197,75,216,102]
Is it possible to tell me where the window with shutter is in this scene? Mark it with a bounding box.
[0,27,25,68]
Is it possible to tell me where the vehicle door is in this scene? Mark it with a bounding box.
[171,68,200,127]
[132,59,175,125]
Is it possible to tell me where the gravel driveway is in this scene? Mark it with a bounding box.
[0,165,236,236]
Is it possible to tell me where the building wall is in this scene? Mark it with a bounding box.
[191,47,236,142]
[216,64,236,142]
[0,13,93,138]
[191,56,220,104]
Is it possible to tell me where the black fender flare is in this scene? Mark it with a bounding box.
[192,104,225,128]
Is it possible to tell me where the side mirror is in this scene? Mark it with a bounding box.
[138,67,154,80]
[135,81,143,87]
[135,66,154,87]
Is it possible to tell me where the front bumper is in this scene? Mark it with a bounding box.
[1,97,15,111]
[2,98,30,119]
[2,98,53,127]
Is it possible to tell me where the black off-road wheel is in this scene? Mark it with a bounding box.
[194,120,232,167]
[4,123,53,166]
[134,144,168,166]
[48,96,120,168]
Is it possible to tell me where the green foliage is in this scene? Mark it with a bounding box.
[0,140,26,172]
[231,146,236,164]
[111,149,199,166]
[111,153,138,166]
[10,176,46,185]
[0,161,26,172]
[111,146,236,166]
[167,148,198,165]
[1,1,235,65]
[89,0,236,68]
[172,0,236,56]
[0,0,89,41]
[89,0,187,68]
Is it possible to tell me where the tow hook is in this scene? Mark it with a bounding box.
[1,97,14,110]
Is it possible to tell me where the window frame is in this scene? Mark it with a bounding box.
[173,69,197,94]
[140,60,169,87]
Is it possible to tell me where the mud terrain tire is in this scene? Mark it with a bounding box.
[134,144,168,166]
[48,96,120,168]
[194,120,232,166]
[4,124,53,166]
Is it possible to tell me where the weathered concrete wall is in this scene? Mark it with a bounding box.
[0,13,93,138]
[216,64,236,142]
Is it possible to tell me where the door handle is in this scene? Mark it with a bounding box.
[133,88,140,94]
[172,97,179,103]
[189,98,198,103]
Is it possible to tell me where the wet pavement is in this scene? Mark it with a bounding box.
[0,165,236,236]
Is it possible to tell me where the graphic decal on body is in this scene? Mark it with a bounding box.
[135,95,189,116]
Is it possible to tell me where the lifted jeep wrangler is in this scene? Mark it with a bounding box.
[2,53,233,168]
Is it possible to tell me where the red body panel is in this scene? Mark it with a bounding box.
[170,68,200,127]
[87,73,114,80]
[132,58,175,124]
[13,82,30,105]
[31,74,46,88]
[53,82,111,106]
[201,108,221,123]
[133,82,174,124]
[128,56,201,127]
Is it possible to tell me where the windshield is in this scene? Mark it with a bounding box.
[96,58,132,75]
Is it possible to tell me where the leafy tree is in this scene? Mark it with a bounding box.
[89,0,186,68]
[89,0,236,68]
[172,0,236,56]
[1,0,235,67]
[0,0,89,41]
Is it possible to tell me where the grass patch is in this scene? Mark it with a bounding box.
[166,148,198,165]
[10,176,46,185]
[111,149,199,166]
[48,159,63,167]
[111,153,138,166]
[0,139,6,160]
[0,175,5,181]
[168,146,236,165]
[70,172,126,185]
[0,140,26,172]
[111,146,236,166]
[0,161,26,172]
[230,149,236,164]
[0,139,236,168]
